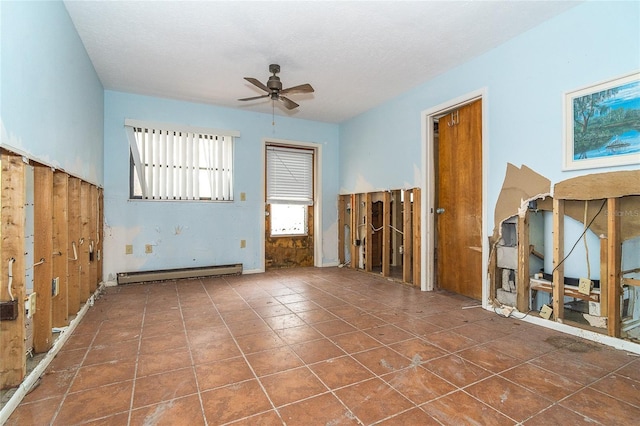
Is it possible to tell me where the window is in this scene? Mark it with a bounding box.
[266,145,314,236]
[125,119,238,201]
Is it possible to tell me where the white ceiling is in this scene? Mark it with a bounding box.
[64,1,580,123]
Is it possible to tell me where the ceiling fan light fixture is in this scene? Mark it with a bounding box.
[238,64,314,110]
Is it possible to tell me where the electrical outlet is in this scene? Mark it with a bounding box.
[145,244,153,254]
[240,192,246,201]
[240,239,246,248]
[540,304,553,320]
[125,244,133,255]
[52,277,60,297]
[25,293,37,319]
[578,278,592,295]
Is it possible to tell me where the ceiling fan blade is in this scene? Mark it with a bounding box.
[238,94,270,102]
[244,77,269,93]
[279,96,299,110]
[280,83,314,95]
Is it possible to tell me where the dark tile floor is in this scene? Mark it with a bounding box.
[7,267,640,425]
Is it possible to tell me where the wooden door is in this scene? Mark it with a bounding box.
[436,99,482,300]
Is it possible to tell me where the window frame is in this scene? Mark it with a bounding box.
[265,143,315,237]
[125,119,239,202]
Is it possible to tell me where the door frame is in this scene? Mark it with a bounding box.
[260,137,323,271]
[420,88,489,307]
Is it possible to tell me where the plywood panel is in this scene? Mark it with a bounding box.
[67,177,81,315]
[52,172,69,326]
[1,152,26,388]
[33,166,54,353]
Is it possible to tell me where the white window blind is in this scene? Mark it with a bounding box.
[125,120,237,201]
[266,146,313,205]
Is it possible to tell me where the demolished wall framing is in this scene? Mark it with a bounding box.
[490,166,640,343]
[338,188,421,287]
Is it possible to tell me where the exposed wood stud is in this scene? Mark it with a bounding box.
[350,194,358,269]
[412,188,421,288]
[89,185,98,292]
[52,172,69,327]
[600,236,608,317]
[552,198,565,322]
[33,166,54,353]
[67,177,81,315]
[403,189,413,283]
[365,193,373,272]
[338,195,346,265]
[79,182,90,301]
[516,212,530,312]
[97,188,104,284]
[382,191,391,277]
[0,151,26,389]
[607,198,621,337]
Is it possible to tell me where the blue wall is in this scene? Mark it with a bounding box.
[2,1,637,283]
[339,1,640,229]
[0,1,104,184]
[103,91,339,278]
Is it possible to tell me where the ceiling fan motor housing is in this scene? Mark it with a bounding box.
[267,75,282,91]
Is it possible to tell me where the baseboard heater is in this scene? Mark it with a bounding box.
[117,263,243,285]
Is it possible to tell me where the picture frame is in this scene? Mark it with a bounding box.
[563,71,640,171]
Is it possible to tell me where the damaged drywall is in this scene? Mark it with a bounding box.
[491,163,551,243]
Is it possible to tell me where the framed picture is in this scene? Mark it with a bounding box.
[564,71,640,170]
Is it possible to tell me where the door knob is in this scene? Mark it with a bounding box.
[436,208,445,214]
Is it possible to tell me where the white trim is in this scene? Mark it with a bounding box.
[0,283,106,424]
[261,138,323,269]
[124,119,240,138]
[242,268,265,275]
[420,88,488,308]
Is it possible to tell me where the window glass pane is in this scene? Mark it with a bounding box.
[271,204,307,236]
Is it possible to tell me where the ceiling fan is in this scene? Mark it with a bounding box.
[238,64,314,110]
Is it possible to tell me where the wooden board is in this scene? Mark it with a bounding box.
[97,188,104,285]
[350,194,358,269]
[412,188,421,288]
[402,189,413,283]
[89,185,98,291]
[552,198,565,322]
[33,166,54,353]
[607,198,621,337]
[365,193,372,272]
[338,195,346,265]
[1,152,26,388]
[67,177,81,315]
[79,182,90,301]
[382,191,391,277]
[516,213,530,312]
[52,172,69,327]
[554,170,640,200]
